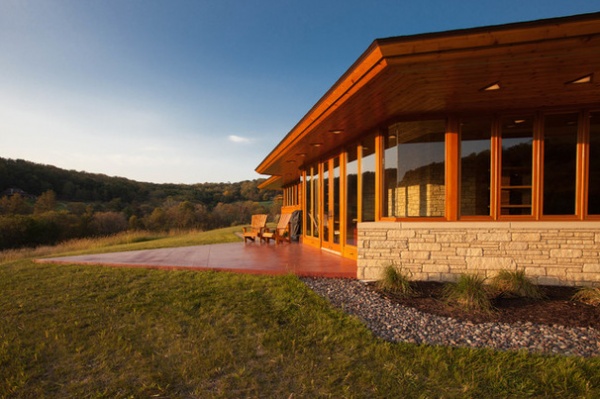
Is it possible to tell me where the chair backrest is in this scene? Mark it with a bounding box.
[276,213,292,231]
[251,214,268,229]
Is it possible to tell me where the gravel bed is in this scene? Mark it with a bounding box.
[301,277,600,357]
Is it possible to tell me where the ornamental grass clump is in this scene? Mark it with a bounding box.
[442,274,493,313]
[377,264,416,298]
[490,269,545,300]
[573,286,600,306]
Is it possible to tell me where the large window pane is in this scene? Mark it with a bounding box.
[387,120,446,217]
[333,157,340,244]
[323,163,329,241]
[500,116,533,216]
[361,135,376,222]
[384,131,398,217]
[346,149,358,246]
[460,117,492,216]
[306,166,319,238]
[543,113,578,215]
[588,111,600,215]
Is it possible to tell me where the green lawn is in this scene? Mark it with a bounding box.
[1,231,599,397]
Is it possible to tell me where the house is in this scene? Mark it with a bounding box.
[256,13,600,286]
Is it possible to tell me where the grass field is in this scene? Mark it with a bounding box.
[1,229,599,398]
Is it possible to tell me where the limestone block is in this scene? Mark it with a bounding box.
[504,242,529,251]
[410,272,429,281]
[409,242,442,251]
[511,232,541,242]
[424,264,450,273]
[524,267,547,276]
[477,232,511,242]
[401,251,431,260]
[466,256,515,271]
[550,249,583,258]
[370,240,401,249]
[535,275,562,286]
[387,229,416,239]
[435,233,467,243]
[583,263,600,273]
[545,267,568,277]
[456,247,483,257]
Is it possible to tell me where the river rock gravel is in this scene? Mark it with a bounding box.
[301,277,600,357]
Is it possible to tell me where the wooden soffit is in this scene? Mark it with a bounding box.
[256,12,600,187]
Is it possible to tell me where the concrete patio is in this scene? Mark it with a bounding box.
[37,241,357,278]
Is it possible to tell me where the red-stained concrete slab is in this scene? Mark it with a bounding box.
[37,242,357,278]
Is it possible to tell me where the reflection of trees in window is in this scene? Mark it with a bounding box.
[305,167,319,238]
[333,158,340,244]
[385,120,446,217]
[362,135,376,222]
[346,149,358,246]
[589,112,600,215]
[460,118,492,216]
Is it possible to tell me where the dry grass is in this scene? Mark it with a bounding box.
[573,286,600,306]
[490,269,545,299]
[443,274,494,313]
[376,264,417,298]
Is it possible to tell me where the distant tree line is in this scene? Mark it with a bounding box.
[0,158,279,250]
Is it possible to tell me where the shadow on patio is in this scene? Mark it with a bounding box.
[37,241,357,278]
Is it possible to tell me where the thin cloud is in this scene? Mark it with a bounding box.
[228,135,253,144]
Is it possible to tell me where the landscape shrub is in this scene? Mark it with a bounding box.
[573,286,600,306]
[490,269,545,299]
[442,274,493,313]
[377,264,416,298]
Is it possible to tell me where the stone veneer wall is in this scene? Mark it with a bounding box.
[357,221,600,286]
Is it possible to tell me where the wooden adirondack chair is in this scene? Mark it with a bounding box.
[261,213,292,244]
[242,214,268,243]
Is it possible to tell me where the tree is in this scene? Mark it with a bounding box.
[0,194,31,215]
[34,190,57,214]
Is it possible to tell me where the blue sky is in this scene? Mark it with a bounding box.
[1,1,598,184]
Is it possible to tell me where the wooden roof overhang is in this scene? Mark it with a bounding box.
[256,12,600,189]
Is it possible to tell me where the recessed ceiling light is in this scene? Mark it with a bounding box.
[329,130,343,135]
[514,119,526,124]
[296,153,307,157]
[311,143,323,147]
[481,82,501,91]
[566,74,593,85]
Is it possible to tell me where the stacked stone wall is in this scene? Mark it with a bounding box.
[357,221,600,286]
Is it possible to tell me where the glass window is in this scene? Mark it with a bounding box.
[361,135,376,222]
[386,120,446,217]
[384,131,398,217]
[305,166,319,238]
[460,117,492,216]
[543,113,578,215]
[500,116,534,216]
[333,157,340,244]
[323,163,329,240]
[588,111,600,215]
[346,148,358,246]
